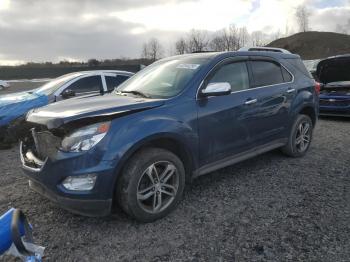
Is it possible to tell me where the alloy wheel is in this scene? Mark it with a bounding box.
[137,161,179,214]
[295,121,311,152]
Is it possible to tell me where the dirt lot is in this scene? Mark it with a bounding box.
[0,118,349,261]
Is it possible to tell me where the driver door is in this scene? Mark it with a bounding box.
[197,57,257,166]
[56,75,104,101]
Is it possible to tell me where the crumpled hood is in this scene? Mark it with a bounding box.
[26,93,165,129]
[316,55,350,84]
[0,92,48,126]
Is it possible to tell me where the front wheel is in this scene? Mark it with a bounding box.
[116,148,186,222]
[281,114,313,157]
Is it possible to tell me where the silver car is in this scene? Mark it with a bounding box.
[35,70,134,102]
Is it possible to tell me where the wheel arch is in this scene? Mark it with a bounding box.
[298,105,317,126]
[111,133,197,205]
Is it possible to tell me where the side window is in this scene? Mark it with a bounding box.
[208,62,249,92]
[68,76,103,93]
[282,67,293,82]
[106,75,130,91]
[250,61,284,87]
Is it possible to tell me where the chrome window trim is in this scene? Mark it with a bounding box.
[196,58,295,100]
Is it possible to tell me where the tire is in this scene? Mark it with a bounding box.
[281,114,313,157]
[116,147,186,222]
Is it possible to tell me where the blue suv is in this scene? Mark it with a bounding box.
[20,49,319,222]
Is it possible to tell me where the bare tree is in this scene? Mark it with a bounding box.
[272,29,282,41]
[141,43,149,59]
[210,25,241,51]
[141,38,163,61]
[210,35,226,51]
[295,5,310,32]
[222,25,240,50]
[251,31,265,46]
[238,27,249,49]
[175,37,187,55]
[187,29,209,52]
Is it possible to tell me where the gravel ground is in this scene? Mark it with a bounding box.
[0,118,349,261]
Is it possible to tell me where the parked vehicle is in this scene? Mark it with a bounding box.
[0,80,10,90]
[20,49,319,222]
[317,55,350,116]
[0,70,133,145]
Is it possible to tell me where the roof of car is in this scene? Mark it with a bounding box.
[65,70,134,77]
[166,50,299,62]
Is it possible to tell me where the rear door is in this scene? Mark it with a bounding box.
[246,57,294,145]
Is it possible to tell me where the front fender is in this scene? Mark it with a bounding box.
[102,103,199,183]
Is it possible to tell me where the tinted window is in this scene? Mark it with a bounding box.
[68,76,103,93]
[106,75,130,91]
[282,67,293,82]
[251,61,284,87]
[208,62,249,92]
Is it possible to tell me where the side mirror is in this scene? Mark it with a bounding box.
[61,89,76,99]
[201,82,232,97]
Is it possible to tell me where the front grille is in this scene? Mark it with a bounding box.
[319,99,350,107]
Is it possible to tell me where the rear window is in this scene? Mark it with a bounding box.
[250,61,284,87]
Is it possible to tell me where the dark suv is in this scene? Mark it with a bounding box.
[20,49,319,222]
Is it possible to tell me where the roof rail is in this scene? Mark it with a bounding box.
[238,47,291,54]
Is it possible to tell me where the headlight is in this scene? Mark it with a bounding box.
[61,121,111,152]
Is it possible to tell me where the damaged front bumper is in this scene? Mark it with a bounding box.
[20,129,116,217]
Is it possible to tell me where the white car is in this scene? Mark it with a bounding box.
[0,80,10,90]
[34,70,134,102]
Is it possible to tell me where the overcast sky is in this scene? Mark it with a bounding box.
[0,0,349,65]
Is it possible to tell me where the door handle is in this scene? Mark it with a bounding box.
[286,88,296,93]
[244,98,257,105]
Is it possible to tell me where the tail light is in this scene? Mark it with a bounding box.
[314,81,321,95]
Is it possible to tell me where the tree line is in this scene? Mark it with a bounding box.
[141,5,313,61]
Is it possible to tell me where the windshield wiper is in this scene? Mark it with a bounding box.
[119,90,150,98]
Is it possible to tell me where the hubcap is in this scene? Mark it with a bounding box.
[295,121,311,152]
[137,161,179,214]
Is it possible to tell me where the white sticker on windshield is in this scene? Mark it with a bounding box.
[176,64,200,70]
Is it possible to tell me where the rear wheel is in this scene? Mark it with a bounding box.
[281,114,313,157]
[116,148,185,222]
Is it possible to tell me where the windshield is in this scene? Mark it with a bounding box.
[116,57,209,99]
[35,73,82,96]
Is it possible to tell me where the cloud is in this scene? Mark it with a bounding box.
[310,5,350,32]
[0,0,349,64]
[112,0,253,31]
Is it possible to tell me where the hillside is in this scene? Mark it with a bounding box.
[267,31,350,60]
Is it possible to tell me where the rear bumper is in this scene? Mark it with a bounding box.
[29,179,112,217]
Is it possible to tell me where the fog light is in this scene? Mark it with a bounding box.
[62,174,97,191]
